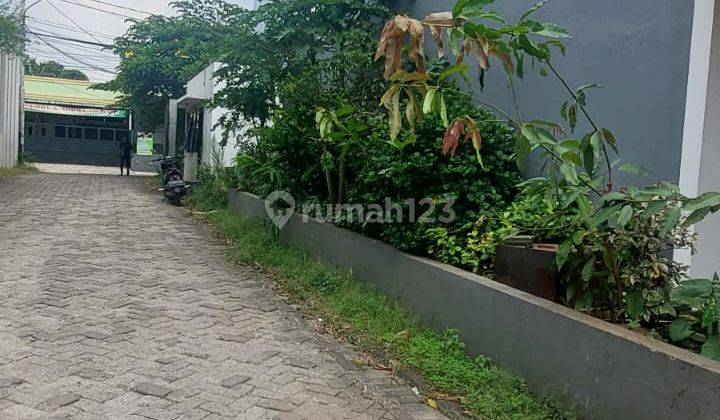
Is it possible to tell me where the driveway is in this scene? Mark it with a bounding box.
[0,173,444,420]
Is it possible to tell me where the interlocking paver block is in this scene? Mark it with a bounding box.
[47,393,81,407]
[221,374,251,388]
[134,383,173,398]
[0,173,447,419]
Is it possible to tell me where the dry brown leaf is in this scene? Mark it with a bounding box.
[407,19,426,74]
[375,15,428,79]
[423,12,454,59]
[442,119,465,157]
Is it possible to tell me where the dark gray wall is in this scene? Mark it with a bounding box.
[229,190,720,420]
[391,0,694,185]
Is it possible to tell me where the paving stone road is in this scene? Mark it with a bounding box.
[0,173,446,420]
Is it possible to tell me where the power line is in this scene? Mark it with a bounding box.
[27,17,115,39]
[28,47,120,61]
[30,32,118,74]
[55,0,140,20]
[27,29,114,48]
[47,0,102,43]
[84,0,154,16]
[28,38,112,58]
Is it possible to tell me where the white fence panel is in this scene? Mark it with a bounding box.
[0,53,23,168]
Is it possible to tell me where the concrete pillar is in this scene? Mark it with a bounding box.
[678,0,720,277]
[167,99,178,157]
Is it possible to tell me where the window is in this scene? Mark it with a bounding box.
[83,128,98,140]
[68,127,82,139]
[55,125,67,138]
[100,129,115,141]
[25,125,34,137]
[40,127,47,137]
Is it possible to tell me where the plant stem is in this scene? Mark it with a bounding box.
[455,88,604,196]
[547,62,613,193]
[455,90,521,129]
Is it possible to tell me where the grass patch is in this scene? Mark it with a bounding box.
[199,207,571,419]
[0,163,37,178]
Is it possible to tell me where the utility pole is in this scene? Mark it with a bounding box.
[18,0,43,160]
[19,0,26,160]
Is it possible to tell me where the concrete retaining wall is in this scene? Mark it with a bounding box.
[228,189,720,420]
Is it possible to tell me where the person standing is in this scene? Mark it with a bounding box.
[119,137,132,176]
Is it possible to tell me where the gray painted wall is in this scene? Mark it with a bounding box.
[391,0,694,185]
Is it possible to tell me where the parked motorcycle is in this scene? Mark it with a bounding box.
[153,156,187,206]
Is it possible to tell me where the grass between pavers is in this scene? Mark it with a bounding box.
[197,207,572,420]
[0,163,37,178]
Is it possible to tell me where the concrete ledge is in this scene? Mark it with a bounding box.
[228,189,720,420]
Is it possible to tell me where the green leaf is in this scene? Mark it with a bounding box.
[517,34,550,61]
[556,238,573,269]
[439,93,448,127]
[388,88,402,140]
[602,192,626,202]
[618,163,651,177]
[681,207,715,228]
[439,64,470,83]
[626,290,644,321]
[581,258,594,282]
[581,137,595,175]
[701,337,720,361]
[531,22,571,39]
[423,88,437,115]
[576,83,604,94]
[668,319,694,342]
[520,0,550,22]
[335,104,354,116]
[659,206,681,235]
[590,205,621,227]
[643,200,666,219]
[559,162,579,185]
[453,0,495,17]
[617,205,633,228]
[568,104,577,131]
[671,279,713,307]
[684,192,720,212]
[601,128,618,153]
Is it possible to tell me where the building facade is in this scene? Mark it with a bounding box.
[23,76,131,166]
[165,62,244,181]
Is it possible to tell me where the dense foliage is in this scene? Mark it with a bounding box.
[25,58,89,80]
[0,1,22,55]
[373,0,720,357]
[98,0,239,132]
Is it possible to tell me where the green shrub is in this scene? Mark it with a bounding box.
[186,164,238,211]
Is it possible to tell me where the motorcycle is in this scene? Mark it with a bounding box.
[153,156,187,206]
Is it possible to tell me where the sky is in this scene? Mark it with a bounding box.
[22,0,256,82]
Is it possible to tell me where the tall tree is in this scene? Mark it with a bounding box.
[0,0,22,54]
[97,0,239,132]
[25,58,89,80]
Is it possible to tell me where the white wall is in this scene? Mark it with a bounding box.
[693,0,720,277]
[679,0,720,277]
[0,53,23,168]
[186,62,245,168]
